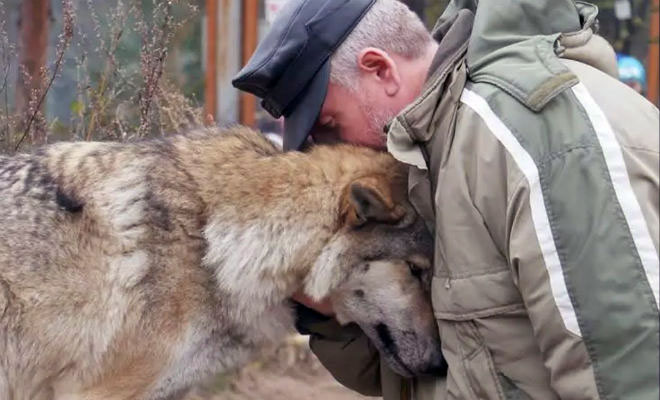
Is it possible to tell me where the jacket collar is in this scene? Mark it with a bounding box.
[387,9,473,170]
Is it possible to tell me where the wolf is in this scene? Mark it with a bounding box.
[0,127,442,400]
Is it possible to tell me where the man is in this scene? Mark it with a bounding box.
[233,1,660,399]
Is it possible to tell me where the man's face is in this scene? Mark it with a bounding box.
[309,47,433,150]
[311,82,397,150]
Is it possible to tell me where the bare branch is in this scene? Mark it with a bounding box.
[15,0,75,151]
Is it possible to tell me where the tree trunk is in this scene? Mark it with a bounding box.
[16,0,50,145]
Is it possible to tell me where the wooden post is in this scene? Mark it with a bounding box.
[240,0,258,127]
[648,0,659,105]
[216,0,241,124]
[16,0,50,143]
[204,0,218,121]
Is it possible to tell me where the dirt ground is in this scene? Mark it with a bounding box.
[184,335,378,400]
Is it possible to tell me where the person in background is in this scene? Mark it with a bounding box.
[233,1,660,399]
[617,53,647,94]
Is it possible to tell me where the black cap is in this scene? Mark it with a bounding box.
[232,0,376,150]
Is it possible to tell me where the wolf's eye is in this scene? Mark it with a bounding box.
[407,262,423,280]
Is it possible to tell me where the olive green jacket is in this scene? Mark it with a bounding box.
[302,1,659,399]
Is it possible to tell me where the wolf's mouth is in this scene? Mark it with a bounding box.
[375,323,396,352]
[374,323,415,377]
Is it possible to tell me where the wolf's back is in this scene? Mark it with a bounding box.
[0,127,278,280]
[0,151,68,271]
[0,133,219,396]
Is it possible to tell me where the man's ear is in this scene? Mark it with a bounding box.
[342,176,405,227]
[357,48,400,96]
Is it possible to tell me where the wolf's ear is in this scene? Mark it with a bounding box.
[344,176,404,227]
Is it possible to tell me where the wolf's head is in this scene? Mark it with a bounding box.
[304,162,444,377]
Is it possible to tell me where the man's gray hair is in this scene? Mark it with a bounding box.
[329,0,432,90]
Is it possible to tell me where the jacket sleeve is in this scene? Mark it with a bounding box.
[505,181,599,398]
[295,304,383,396]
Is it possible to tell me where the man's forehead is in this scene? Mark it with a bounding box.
[317,85,336,120]
[319,83,344,114]
[318,102,331,119]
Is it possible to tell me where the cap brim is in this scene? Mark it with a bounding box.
[282,61,330,151]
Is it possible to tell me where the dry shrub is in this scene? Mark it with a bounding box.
[0,0,204,154]
[0,0,18,152]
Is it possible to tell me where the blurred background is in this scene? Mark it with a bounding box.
[0,0,657,155]
[0,0,657,398]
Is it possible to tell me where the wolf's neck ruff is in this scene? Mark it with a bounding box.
[174,129,398,320]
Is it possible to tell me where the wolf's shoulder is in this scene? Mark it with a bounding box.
[0,150,58,202]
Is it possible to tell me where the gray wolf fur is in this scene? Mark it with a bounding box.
[0,127,441,399]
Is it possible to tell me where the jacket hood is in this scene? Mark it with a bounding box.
[436,0,597,112]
